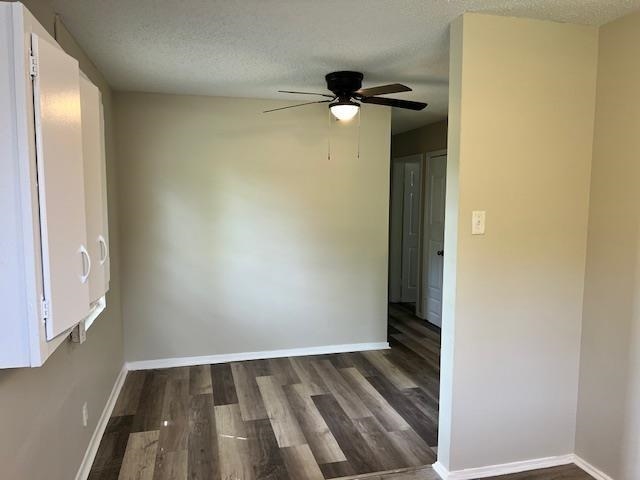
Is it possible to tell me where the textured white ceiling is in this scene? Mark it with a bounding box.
[51,0,640,133]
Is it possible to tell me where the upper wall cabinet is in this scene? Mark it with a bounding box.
[80,75,110,303]
[0,2,110,368]
[32,32,92,340]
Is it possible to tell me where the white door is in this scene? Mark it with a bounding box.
[423,153,447,327]
[400,161,421,303]
[99,102,110,290]
[32,33,90,339]
[80,75,109,302]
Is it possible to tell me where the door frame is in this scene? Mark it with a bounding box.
[416,149,447,320]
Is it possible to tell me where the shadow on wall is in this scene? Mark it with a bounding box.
[391,120,447,158]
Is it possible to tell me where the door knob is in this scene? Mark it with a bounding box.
[437,250,444,256]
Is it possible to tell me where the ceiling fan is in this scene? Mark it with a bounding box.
[264,71,428,121]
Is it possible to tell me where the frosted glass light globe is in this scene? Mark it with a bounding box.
[330,103,359,121]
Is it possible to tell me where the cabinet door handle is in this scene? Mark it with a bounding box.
[98,235,108,265]
[79,245,91,284]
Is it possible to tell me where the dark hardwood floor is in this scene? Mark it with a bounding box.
[88,304,592,479]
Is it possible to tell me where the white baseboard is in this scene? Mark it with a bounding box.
[432,461,449,479]
[573,454,615,480]
[126,342,390,371]
[432,454,575,480]
[75,365,128,480]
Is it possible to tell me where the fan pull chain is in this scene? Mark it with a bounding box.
[327,109,332,160]
[357,108,361,159]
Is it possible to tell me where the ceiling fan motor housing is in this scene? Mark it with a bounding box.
[325,71,364,99]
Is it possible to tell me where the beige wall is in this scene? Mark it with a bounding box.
[440,13,598,471]
[575,11,640,480]
[0,2,124,479]
[114,93,391,362]
[391,120,447,158]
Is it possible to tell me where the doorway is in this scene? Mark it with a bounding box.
[389,150,447,326]
[387,148,447,458]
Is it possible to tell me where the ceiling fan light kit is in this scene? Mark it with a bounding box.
[329,99,360,121]
[264,71,428,119]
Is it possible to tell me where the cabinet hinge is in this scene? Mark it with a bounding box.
[41,299,49,322]
[29,54,38,77]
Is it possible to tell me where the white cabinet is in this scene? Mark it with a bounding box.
[0,2,109,368]
[80,74,110,303]
[32,32,92,340]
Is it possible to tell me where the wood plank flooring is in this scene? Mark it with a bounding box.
[89,304,593,479]
[352,463,593,480]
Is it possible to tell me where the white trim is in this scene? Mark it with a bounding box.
[75,365,127,480]
[433,461,449,479]
[573,454,615,480]
[432,454,575,480]
[126,342,390,371]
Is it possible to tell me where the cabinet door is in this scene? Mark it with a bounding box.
[31,33,90,339]
[80,75,109,302]
[99,102,110,290]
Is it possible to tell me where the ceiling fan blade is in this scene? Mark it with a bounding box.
[355,83,411,97]
[263,99,331,113]
[278,90,335,98]
[361,96,427,111]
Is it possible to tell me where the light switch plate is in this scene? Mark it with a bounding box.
[472,210,486,235]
